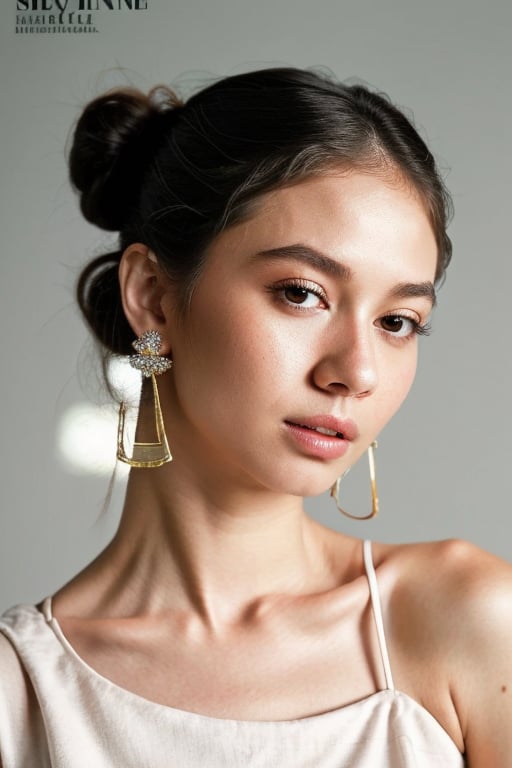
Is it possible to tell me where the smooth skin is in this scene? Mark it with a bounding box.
[32,170,512,765]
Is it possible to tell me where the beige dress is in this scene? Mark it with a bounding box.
[0,541,465,767]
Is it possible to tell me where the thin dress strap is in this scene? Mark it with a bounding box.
[41,596,53,622]
[363,539,395,691]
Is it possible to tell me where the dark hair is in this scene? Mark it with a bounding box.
[71,67,453,355]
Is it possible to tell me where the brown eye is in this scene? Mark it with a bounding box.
[381,316,404,332]
[270,280,327,309]
[284,286,310,304]
[380,315,416,337]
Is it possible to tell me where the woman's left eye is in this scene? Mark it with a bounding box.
[379,315,421,338]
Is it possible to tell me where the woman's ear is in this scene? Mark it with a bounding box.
[118,243,173,354]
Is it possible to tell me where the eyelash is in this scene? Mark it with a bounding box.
[267,278,432,340]
[379,315,432,340]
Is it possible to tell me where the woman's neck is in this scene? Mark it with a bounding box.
[72,463,350,628]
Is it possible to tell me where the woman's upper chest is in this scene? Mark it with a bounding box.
[56,579,382,720]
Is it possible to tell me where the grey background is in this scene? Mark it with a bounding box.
[1,0,510,612]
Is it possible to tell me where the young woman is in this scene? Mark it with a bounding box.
[1,67,510,767]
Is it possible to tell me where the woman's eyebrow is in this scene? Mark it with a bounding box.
[254,243,437,307]
[390,282,437,307]
[254,244,352,279]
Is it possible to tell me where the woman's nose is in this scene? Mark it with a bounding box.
[312,322,378,398]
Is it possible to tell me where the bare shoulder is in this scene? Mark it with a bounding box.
[376,538,512,656]
[438,539,512,625]
[377,539,512,765]
[376,537,512,610]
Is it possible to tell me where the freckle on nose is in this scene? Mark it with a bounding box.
[501,685,507,693]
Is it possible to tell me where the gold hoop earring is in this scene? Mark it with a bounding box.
[330,441,379,520]
[117,330,173,468]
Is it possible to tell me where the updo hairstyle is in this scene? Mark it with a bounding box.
[71,68,453,356]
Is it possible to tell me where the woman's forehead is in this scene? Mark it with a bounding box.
[209,171,438,280]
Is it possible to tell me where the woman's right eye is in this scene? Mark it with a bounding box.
[269,279,328,310]
[283,286,322,307]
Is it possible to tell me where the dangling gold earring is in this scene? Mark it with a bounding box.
[117,330,173,468]
[330,441,379,520]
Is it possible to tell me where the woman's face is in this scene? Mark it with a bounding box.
[164,170,438,497]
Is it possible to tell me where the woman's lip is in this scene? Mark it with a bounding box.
[284,421,353,460]
[285,416,358,442]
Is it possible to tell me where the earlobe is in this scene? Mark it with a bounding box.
[118,243,172,354]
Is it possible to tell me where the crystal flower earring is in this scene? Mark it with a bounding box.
[117,330,173,468]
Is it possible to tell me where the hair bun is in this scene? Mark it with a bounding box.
[69,86,182,232]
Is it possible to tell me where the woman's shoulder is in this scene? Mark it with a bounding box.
[380,537,512,608]
[0,603,54,691]
[0,612,52,766]
[377,537,512,640]
[378,539,512,762]
[0,626,36,743]
[0,604,44,699]
[0,629,23,679]
[0,602,48,641]
[406,538,512,671]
